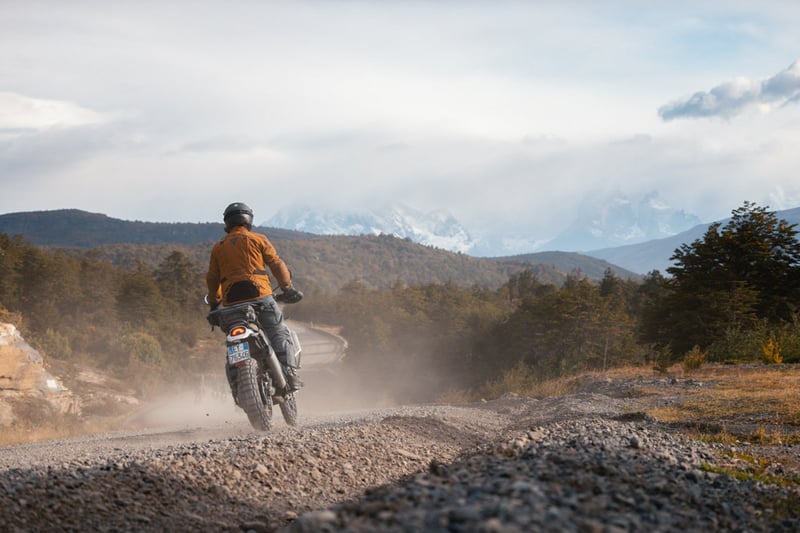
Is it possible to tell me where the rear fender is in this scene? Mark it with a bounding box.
[226,324,259,344]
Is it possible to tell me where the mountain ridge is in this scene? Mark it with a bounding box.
[0,208,314,247]
[264,192,703,257]
[265,203,477,254]
[587,206,800,274]
[545,191,702,252]
[0,209,638,291]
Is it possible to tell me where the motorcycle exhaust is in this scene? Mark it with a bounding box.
[266,351,287,391]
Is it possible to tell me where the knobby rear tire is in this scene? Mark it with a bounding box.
[235,358,272,431]
[279,392,298,427]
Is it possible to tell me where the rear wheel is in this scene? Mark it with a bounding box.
[235,358,272,431]
[279,392,298,427]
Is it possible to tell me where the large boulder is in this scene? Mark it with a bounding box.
[0,322,80,425]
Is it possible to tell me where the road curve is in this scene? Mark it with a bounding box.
[287,320,347,370]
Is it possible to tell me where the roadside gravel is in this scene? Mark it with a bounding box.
[1,386,798,532]
[292,415,799,532]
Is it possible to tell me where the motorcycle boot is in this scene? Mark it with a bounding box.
[285,366,304,392]
[276,351,304,392]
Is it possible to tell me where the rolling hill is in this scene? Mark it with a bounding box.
[0,209,311,247]
[0,210,638,292]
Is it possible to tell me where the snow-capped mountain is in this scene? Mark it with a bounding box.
[544,192,702,252]
[264,204,478,254]
[466,233,549,258]
[264,193,702,258]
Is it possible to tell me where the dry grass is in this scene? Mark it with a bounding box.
[487,362,800,446]
[480,362,584,400]
[0,415,122,446]
[517,363,800,486]
[646,365,800,431]
[0,423,81,447]
[436,388,476,405]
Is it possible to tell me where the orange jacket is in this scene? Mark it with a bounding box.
[206,226,292,305]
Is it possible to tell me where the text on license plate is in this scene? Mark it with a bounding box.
[227,342,250,364]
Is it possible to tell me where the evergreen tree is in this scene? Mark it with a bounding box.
[154,250,201,307]
[116,262,164,329]
[645,202,800,355]
[0,234,24,310]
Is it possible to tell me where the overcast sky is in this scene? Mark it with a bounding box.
[2,0,800,241]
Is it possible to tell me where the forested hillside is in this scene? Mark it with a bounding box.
[0,209,636,292]
[55,235,635,293]
[1,202,798,405]
[0,209,311,247]
[0,234,212,395]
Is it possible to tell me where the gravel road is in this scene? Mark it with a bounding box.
[1,379,798,532]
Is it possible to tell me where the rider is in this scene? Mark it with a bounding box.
[206,202,304,392]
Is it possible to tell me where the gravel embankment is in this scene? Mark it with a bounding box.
[1,392,798,532]
[291,416,799,532]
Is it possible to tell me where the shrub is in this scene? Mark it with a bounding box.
[683,345,706,371]
[761,338,783,365]
[652,346,673,374]
[707,326,767,363]
[775,320,800,363]
[35,328,73,360]
[483,360,537,398]
[778,332,800,363]
[116,332,164,366]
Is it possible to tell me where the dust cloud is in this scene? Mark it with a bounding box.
[126,383,241,430]
[299,350,450,413]
[124,356,444,433]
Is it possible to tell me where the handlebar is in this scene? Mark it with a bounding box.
[274,287,303,304]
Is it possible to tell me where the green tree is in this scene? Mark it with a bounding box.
[116,262,164,329]
[15,246,82,333]
[154,250,200,306]
[506,268,553,302]
[0,234,24,307]
[645,202,800,355]
[596,269,642,370]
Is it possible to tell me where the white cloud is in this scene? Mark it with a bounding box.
[0,1,800,246]
[0,92,110,132]
[659,59,800,120]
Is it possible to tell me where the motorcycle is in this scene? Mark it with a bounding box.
[206,292,302,430]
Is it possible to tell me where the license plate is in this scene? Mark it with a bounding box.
[227,341,251,365]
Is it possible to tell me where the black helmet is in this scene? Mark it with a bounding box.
[223,202,254,232]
